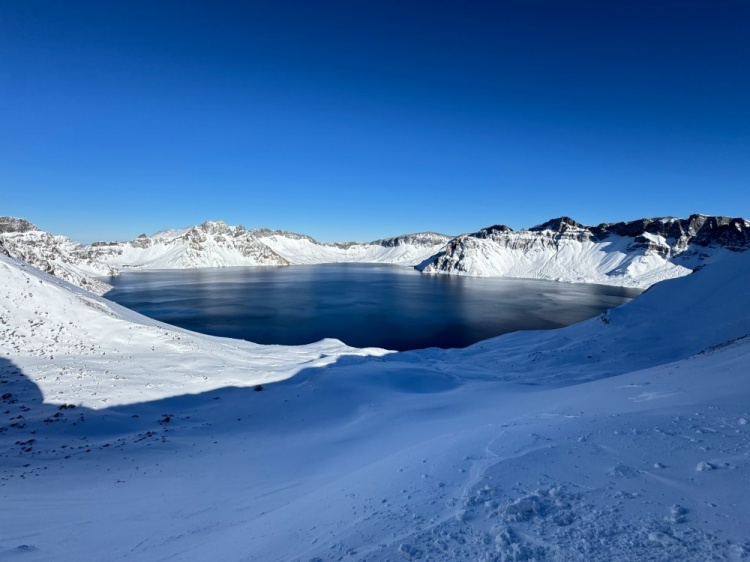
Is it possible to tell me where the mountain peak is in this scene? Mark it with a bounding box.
[529,217,585,232]
[371,232,452,247]
[0,217,40,234]
[197,219,231,230]
[474,224,513,238]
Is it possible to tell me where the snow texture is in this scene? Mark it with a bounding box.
[1,221,750,561]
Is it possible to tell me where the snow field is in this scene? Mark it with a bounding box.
[1,244,750,560]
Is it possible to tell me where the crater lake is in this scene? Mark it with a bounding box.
[105,264,641,351]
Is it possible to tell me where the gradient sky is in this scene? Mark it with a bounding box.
[1,1,749,243]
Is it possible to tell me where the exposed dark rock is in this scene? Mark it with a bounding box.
[0,217,39,234]
[473,225,514,239]
[128,237,151,249]
[591,214,750,250]
[373,232,452,247]
[530,217,585,233]
[693,217,750,250]
[250,228,318,244]
[628,235,671,258]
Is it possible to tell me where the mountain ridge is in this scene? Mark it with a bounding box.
[418,213,750,288]
[1,214,749,293]
[0,217,454,292]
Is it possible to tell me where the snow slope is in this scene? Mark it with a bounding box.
[420,215,750,288]
[86,221,292,271]
[444,249,750,385]
[1,239,750,560]
[258,230,452,266]
[0,254,389,408]
[0,217,114,294]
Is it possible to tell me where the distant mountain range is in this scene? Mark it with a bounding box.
[0,217,451,294]
[84,221,451,271]
[1,214,748,294]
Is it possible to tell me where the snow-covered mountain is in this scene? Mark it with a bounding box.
[85,220,453,271]
[419,214,750,288]
[85,221,292,270]
[256,228,453,265]
[0,217,114,295]
[2,227,749,560]
[3,214,750,295]
[0,217,452,292]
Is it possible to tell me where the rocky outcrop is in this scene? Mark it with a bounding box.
[0,217,39,234]
[0,217,114,294]
[473,225,513,239]
[591,214,750,251]
[84,221,291,270]
[529,216,586,233]
[248,228,318,244]
[371,232,452,248]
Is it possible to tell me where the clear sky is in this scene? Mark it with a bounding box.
[1,1,749,243]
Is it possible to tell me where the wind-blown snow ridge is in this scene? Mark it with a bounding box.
[419,213,750,288]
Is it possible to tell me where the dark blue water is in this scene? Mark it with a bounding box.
[105,264,641,351]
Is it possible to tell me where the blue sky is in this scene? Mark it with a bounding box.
[1,1,749,243]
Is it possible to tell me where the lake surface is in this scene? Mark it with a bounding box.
[105,264,641,351]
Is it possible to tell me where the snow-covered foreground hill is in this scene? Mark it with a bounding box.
[0,254,389,408]
[1,246,749,559]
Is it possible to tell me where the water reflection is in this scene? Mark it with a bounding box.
[105,264,641,351]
